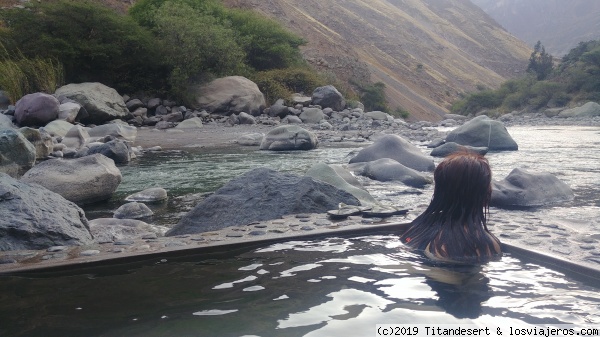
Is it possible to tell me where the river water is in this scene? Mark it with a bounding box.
[2,125,598,336]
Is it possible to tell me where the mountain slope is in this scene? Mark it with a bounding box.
[225,0,531,121]
[470,0,600,56]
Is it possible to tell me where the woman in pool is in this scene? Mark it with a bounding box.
[400,151,502,264]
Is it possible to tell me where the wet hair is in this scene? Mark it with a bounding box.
[400,151,501,264]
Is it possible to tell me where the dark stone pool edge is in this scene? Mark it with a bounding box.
[1,218,599,288]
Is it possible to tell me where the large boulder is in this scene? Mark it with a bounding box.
[491,168,574,208]
[62,125,90,149]
[21,154,122,205]
[58,101,81,123]
[190,76,266,116]
[445,115,518,151]
[357,158,432,187]
[175,117,203,129]
[90,218,165,243]
[113,202,154,219]
[349,134,434,172]
[18,127,53,159]
[0,173,93,251]
[311,85,345,111]
[268,99,289,118]
[166,167,360,235]
[55,82,129,124]
[0,128,36,177]
[14,92,60,126]
[260,125,319,151]
[430,142,488,158]
[305,162,377,205]
[43,120,74,137]
[87,139,131,164]
[88,123,137,142]
[558,102,600,118]
[299,107,326,124]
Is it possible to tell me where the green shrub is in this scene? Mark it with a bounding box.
[250,67,326,104]
[0,43,64,103]
[357,82,389,112]
[392,107,410,119]
[0,0,165,93]
[150,1,247,102]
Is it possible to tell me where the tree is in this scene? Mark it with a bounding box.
[527,41,553,80]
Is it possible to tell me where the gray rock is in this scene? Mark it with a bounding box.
[443,113,468,120]
[126,98,145,112]
[89,218,164,243]
[175,117,203,129]
[558,102,600,118]
[283,115,302,124]
[166,168,360,235]
[0,90,9,109]
[147,98,161,110]
[21,153,122,205]
[268,99,289,118]
[87,139,131,164]
[87,123,137,142]
[365,111,389,120]
[291,95,312,107]
[260,125,319,151]
[162,111,184,123]
[0,173,92,251]
[191,76,265,116]
[311,85,346,111]
[349,134,435,172]
[358,158,432,187]
[55,82,129,124]
[63,125,90,150]
[299,107,326,124]
[18,127,53,159]
[0,114,13,129]
[42,120,74,137]
[235,133,264,146]
[238,112,257,125]
[0,128,36,177]
[155,105,169,116]
[445,115,518,151]
[14,92,60,127]
[57,101,81,123]
[113,202,154,219]
[125,187,168,203]
[305,162,376,205]
[491,168,575,208]
[430,142,488,157]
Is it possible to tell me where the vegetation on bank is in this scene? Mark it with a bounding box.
[0,0,327,106]
[451,40,600,116]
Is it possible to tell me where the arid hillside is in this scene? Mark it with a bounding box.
[224,0,532,120]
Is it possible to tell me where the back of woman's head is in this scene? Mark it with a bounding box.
[431,151,492,219]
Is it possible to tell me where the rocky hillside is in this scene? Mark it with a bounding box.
[471,0,600,57]
[224,0,531,121]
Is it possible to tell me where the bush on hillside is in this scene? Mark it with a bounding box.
[250,67,326,104]
[452,40,600,116]
[150,1,247,102]
[0,0,165,94]
[356,82,389,112]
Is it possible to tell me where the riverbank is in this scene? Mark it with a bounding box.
[1,114,600,276]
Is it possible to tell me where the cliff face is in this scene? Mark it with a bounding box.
[224,0,531,121]
[471,0,600,56]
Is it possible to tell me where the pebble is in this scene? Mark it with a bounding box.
[269,229,288,234]
[47,246,68,252]
[142,234,158,240]
[164,241,187,247]
[550,246,572,255]
[114,240,135,246]
[112,248,125,253]
[0,257,17,264]
[301,226,315,231]
[80,250,100,256]
[295,214,311,219]
[254,224,268,228]
[249,231,267,236]
[314,220,332,226]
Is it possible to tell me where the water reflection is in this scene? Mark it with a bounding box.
[1,235,600,336]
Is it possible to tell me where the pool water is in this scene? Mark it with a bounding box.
[1,235,599,337]
[4,125,598,336]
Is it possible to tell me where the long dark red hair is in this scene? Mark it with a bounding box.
[400,151,501,263]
